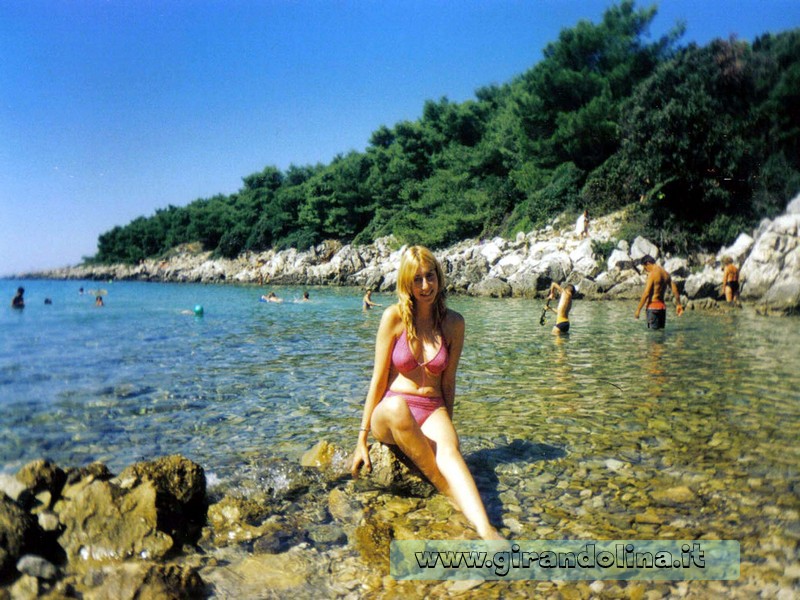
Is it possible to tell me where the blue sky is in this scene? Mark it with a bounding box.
[1,1,798,276]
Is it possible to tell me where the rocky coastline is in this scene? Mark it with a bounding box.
[0,444,472,598]
[25,195,800,316]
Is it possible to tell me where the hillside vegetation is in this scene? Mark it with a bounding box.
[93,1,800,265]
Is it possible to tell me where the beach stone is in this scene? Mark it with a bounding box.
[663,257,689,278]
[300,440,337,468]
[117,455,208,547]
[328,488,364,525]
[759,282,800,315]
[75,561,204,600]
[684,268,719,299]
[307,523,347,547]
[607,248,633,271]
[718,232,754,264]
[9,573,39,598]
[651,486,696,506]
[630,236,659,260]
[469,277,512,298]
[57,478,174,565]
[357,444,435,498]
[353,515,394,571]
[202,546,327,597]
[0,474,28,504]
[508,271,541,298]
[37,510,60,532]
[634,509,664,525]
[0,495,36,581]
[16,554,58,580]
[15,460,66,509]
[64,462,114,486]
[204,495,274,547]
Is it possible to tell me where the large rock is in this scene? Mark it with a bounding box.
[117,455,208,549]
[741,206,800,304]
[684,268,719,299]
[758,282,800,315]
[0,495,36,581]
[630,236,659,261]
[607,248,633,271]
[75,561,204,600]
[532,252,572,284]
[357,444,435,498]
[569,239,601,278]
[663,257,689,278]
[718,232,754,264]
[56,478,174,565]
[468,277,512,298]
[507,271,541,298]
[15,460,66,500]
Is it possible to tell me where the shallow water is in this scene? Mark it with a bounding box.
[2,279,799,593]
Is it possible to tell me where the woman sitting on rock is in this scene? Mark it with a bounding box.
[351,245,503,540]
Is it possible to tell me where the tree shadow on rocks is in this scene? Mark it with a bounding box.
[465,438,566,527]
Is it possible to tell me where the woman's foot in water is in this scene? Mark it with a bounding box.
[478,525,506,541]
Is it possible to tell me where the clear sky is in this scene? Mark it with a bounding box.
[1,0,798,276]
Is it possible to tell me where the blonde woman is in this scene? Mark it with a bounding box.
[351,246,503,540]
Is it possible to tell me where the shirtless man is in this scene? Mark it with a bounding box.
[634,255,683,329]
[721,256,741,305]
[546,282,574,334]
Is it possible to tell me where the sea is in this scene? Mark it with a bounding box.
[2,278,800,590]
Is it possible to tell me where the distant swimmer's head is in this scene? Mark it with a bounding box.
[193,304,204,317]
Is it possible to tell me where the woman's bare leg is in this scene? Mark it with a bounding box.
[421,410,504,540]
[371,395,451,495]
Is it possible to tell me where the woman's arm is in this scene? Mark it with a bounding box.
[351,305,398,477]
[440,310,465,419]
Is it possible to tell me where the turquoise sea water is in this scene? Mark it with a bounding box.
[2,279,800,485]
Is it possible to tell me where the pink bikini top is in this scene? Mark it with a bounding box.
[392,329,449,375]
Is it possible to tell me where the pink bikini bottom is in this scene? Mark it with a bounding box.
[383,390,445,426]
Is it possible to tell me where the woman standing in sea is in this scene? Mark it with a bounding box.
[351,245,503,540]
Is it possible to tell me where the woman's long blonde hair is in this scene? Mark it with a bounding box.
[396,246,447,343]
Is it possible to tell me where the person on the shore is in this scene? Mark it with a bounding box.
[351,246,503,541]
[11,287,25,309]
[545,282,574,335]
[362,289,380,311]
[575,209,590,239]
[634,255,683,329]
[721,256,741,305]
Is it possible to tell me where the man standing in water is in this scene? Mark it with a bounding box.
[11,287,24,309]
[634,255,683,329]
[721,256,741,305]
[545,281,574,334]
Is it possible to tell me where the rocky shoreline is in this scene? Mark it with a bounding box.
[24,195,800,316]
[2,433,797,599]
[0,445,469,598]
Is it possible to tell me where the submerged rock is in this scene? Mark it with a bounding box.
[75,561,204,600]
